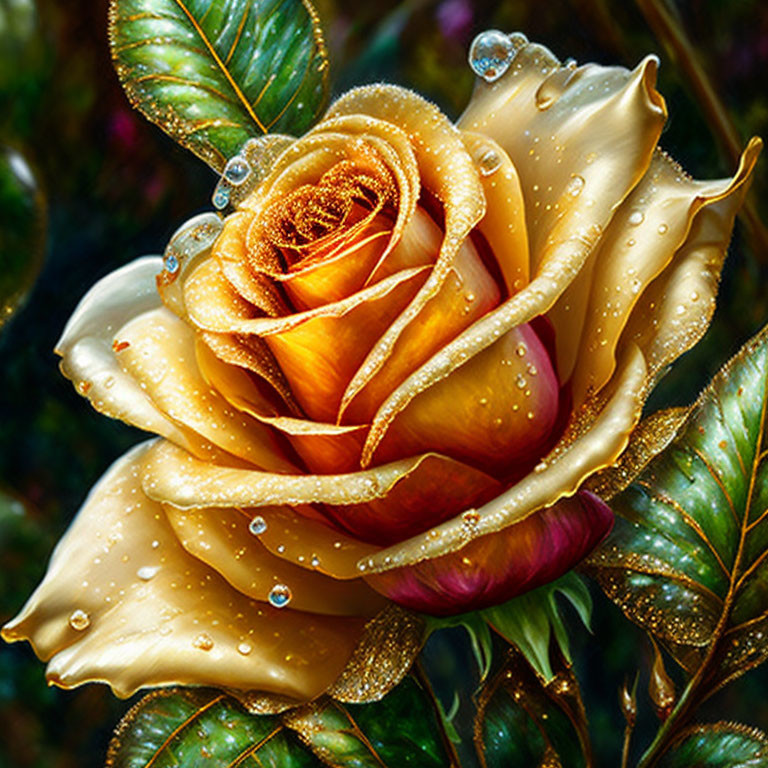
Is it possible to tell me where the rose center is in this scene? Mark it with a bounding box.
[262,156,397,273]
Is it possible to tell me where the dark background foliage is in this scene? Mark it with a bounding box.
[0,0,766,765]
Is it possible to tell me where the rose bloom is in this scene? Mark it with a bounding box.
[3,34,760,707]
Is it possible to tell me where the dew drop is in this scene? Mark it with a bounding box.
[628,210,644,226]
[268,583,292,608]
[657,223,668,235]
[248,515,267,536]
[193,632,214,651]
[566,174,585,197]
[515,342,527,357]
[137,565,160,581]
[237,642,252,656]
[212,182,231,210]
[476,148,501,176]
[311,555,320,568]
[468,30,526,82]
[163,252,179,274]
[223,155,251,186]
[69,609,90,631]
[516,373,527,389]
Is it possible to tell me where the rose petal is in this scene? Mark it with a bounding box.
[321,455,502,546]
[162,504,384,616]
[250,505,380,581]
[615,137,762,387]
[341,208,501,424]
[357,344,646,574]
[365,491,612,615]
[460,42,666,275]
[261,269,429,422]
[199,330,300,414]
[196,339,367,473]
[370,323,559,477]
[325,85,488,411]
[55,256,219,459]
[116,308,297,472]
[460,131,530,294]
[141,439,480,517]
[362,49,666,462]
[1,443,367,700]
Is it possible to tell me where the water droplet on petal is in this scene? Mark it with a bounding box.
[566,174,585,197]
[237,642,252,656]
[476,147,501,176]
[516,373,527,389]
[657,223,668,235]
[516,342,527,357]
[223,155,251,186]
[248,515,267,536]
[193,632,214,651]
[311,555,320,567]
[268,584,292,608]
[69,609,90,631]
[137,565,160,581]
[163,253,179,274]
[212,182,231,210]
[469,30,526,82]
[628,210,644,226]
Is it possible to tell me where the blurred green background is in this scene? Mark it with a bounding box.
[0,0,766,765]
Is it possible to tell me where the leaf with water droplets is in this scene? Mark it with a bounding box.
[585,324,768,692]
[284,676,452,767]
[105,688,321,767]
[0,145,45,329]
[657,722,768,767]
[109,0,329,171]
[474,649,591,768]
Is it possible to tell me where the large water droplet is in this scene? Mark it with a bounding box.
[268,583,292,608]
[566,174,585,197]
[69,609,90,631]
[212,182,231,210]
[476,147,502,176]
[237,642,252,656]
[248,515,267,536]
[137,565,160,581]
[469,30,526,82]
[223,155,251,186]
[628,210,644,226]
[193,632,214,651]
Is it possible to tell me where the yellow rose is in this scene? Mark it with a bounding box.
[3,33,760,708]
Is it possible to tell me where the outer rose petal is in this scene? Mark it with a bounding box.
[365,491,613,615]
[565,138,761,401]
[55,256,216,459]
[1,444,369,701]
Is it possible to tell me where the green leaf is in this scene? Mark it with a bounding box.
[425,610,494,682]
[109,0,329,170]
[475,649,591,768]
[284,676,452,767]
[0,145,45,329]
[586,325,768,692]
[482,572,593,682]
[658,722,768,767]
[106,688,321,767]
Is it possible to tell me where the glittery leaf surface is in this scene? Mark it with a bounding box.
[285,675,452,766]
[106,678,452,767]
[0,145,45,330]
[657,722,768,768]
[109,0,329,171]
[586,324,768,691]
[474,649,590,768]
[105,688,322,767]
